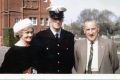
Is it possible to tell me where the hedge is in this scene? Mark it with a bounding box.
[3,27,16,47]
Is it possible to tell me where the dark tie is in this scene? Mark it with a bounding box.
[87,41,94,73]
[55,33,59,39]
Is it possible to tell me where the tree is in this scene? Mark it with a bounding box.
[77,9,99,26]
[66,9,120,38]
[75,9,119,37]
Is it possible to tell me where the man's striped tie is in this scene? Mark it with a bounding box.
[88,41,94,73]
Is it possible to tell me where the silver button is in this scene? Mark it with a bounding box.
[57,44,60,47]
[57,70,60,72]
[57,53,60,55]
[46,47,49,50]
[66,48,69,50]
[58,61,60,64]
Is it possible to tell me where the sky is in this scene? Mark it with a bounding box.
[51,0,120,24]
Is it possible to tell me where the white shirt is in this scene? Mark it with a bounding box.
[86,39,98,71]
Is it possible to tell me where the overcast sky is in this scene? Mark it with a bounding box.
[51,0,120,24]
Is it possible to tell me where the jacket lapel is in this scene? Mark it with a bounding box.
[47,28,56,40]
[60,29,66,39]
[81,39,87,71]
[80,37,105,71]
[98,37,105,69]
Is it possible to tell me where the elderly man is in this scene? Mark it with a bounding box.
[74,19,119,74]
[31,6,74,73]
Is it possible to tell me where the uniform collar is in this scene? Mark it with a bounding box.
[87,38,98,45]
[50,27,61,38]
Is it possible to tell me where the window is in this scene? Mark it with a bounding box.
[43,0,48,3]
[23,0,31,8]
[23,0,38,9]
[31,0,38,9]
[46,18,49,26]
[40,18,45,26]
[29,17,37,25]
[15,18,21,23]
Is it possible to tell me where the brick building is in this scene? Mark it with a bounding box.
[0,0,51,46]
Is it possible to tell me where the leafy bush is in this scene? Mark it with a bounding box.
[3,27,16,47]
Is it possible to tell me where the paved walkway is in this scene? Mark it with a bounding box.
[0,46,10,66]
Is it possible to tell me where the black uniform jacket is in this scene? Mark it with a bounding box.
[31,28,75,73]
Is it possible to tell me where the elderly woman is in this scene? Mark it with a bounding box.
[0,18,37,73]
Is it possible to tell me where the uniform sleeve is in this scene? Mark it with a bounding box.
[30,34,41,46]
[73,40,79,73]
[71,34,75,73]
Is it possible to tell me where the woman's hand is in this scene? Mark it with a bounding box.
[23,67,32,74]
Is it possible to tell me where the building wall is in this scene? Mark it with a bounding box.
[0,0,51,46]
[0,0,1,45]
[8,0,22,27]
[0,0,2,36]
